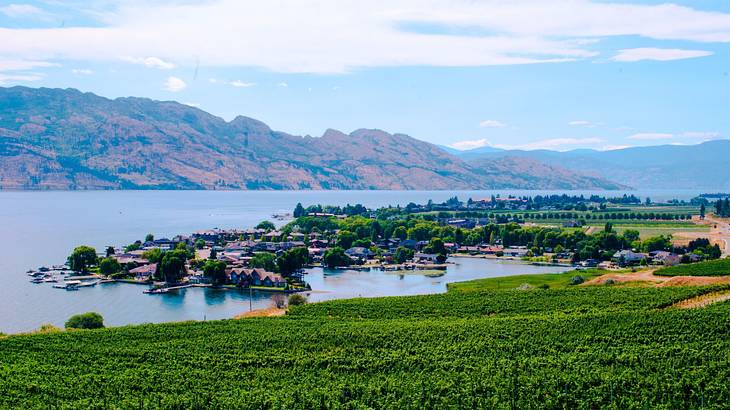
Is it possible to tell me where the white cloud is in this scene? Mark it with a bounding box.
[122,56,176,70]
[163,76,186,92]
[0,59,57,71]
[479,120,506,128]
[612,48,713,62]
[569,120,593,127]
[277,82,288,87]
[0,4,46,18]
[627,132,674,140]
[230,80,255,88]
[494,137,604,151]
[682,131,720,139]
[2,1,730,73]
[601,144,633,151]
[0,72,44,85]
[449,138,491,150]
[71,68,93,75]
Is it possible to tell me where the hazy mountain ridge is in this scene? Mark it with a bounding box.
[0,86,624,190]
[453,141,730,189]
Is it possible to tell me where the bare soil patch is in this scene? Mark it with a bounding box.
[235,307,286,319]
[671,290,730,309]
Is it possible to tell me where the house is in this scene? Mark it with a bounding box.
[345,247,373,261]
[503,246,529,257]
[414,253,440,263]
[562,220,583,228]
[612,250,648,266]
[228,268,286,288]
[649,251,681,266]
[399,239,418,250]
[129,263,157,281]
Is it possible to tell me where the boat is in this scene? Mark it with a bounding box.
[143,288,169,294]
[43,277,58,283]
[53,280,81,290]
[30,277,44,284]
[77,280,100,287]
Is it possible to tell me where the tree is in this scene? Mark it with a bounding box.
[209,248,217,260]
[423,237,447,255]
[604,222,613,233]
[203,260,228,286]
[67,246,98,273]
[293,202,306,218]
[336,230,357,249]
[288,293,307,306]
[277,247,309,275]
[700,203,706,219]
[195,239,205,249]
[98,257,121,275]
[65,312,104,329]
[256,220,276,231]
[105,246,115,257]
[145,233,154,242]
[324,247,351,268]
[622,229,641,245]
[124,241,142,252]
[142,248,163,263]
[160,249,188,283]
[250,252,277,272]
[394,247,414,264]
[393,226,408,240]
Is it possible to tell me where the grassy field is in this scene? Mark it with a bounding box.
[446,269,606,292]
[656,258,730,277]
[609,225,710,239]
[1,277,730,408]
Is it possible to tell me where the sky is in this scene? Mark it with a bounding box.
[0,0,729,152]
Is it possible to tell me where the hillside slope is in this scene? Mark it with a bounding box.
[0,86,624,190]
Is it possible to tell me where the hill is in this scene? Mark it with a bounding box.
[454,141,730,189]
[1,283,729,407]
[0,86,623,190]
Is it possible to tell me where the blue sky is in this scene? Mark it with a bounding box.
[1,0,729,151]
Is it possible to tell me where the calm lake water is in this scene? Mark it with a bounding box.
[0,189,702,333]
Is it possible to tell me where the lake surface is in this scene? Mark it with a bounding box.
[0,189,703,333]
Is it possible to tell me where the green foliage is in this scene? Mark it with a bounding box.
[194,239,205,249]
[64,312,104,330]
[287,293,307,306]
[142,248,163,263]
[97,257,121,275]
[67,246,98,273]
[124,241,142,252]
[336,230,357,249]
[656,258,730,277]
[255,220,276,231]
[570,275,585,285]
[160,249,188,283]
[145,233,154,242]
[323,247,351,268]
[277,247,309,275]
[203,260,228,285]
[394,246,414,264]
[250,252,277,272]
[639,235,672,253]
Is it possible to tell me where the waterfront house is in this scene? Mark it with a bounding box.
[612,250,648,266]
[345,247,374,262]
[414,253,440,263]
[228,268,286,288]
[129,263,157,281]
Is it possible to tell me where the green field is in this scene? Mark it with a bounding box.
[1,281,730,408]
[655,258,730,277]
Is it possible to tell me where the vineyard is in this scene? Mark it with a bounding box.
[1,284,730,408]
[656,258,730,276]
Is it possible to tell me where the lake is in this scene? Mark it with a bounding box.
[0,189,702,333]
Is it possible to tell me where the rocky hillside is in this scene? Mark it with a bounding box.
[0,86,624,190]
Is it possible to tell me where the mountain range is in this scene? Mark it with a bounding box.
[0,86,626,191]
[450,140,730,190]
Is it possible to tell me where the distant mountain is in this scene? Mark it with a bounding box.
[454,141,730,189]
[0,86,624,190]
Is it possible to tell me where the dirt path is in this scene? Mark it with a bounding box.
[234,307,286,319]
[585,269,730,287]
[671,290,730,309]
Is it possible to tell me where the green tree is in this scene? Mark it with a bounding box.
[423,237,447,255]
[160,249,188,283]
[604,222,613,233]
[98,257,121,275]
[393,226,408,240]
[324,247,351,268]
[203,260,228,286]
[288,293,307,306]
[277,247,309,275]
[67,246,98,273]
[145,233,154,242]
[293,203,306,218]
[105,246,115,257]
[209,248,217,260]
[250,252,277,272]
[256,220,276,231]
[65,312,104,330]
[336,230,357,249]
[124,241,142,252]
[195,239,205,249]
[142,248,163,263]
[622,229,641,245]
[394,246,414,264]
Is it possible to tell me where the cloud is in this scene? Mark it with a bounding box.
[230,80,255,88]
[2,1,730,73]
[0,4,46,18]
[0,59,57,71]
[277,82,288,87]
[494,137,604,151]
[612,48,713,62]
[122,56,176,70]
[0,72,44,85]
[183,102,200,107]
[682,131,720,139]
[479,120,506,128]
[627,132,674,140]
[569,120,594,127]
[163,76,186,92]
[601,144,633,151]
[448,138,491,150]
[71,68,93,75]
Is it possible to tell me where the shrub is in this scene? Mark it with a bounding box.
[538,284,550,290]
[288,294,308,306]
[570,275,585,285]
[604,278,616,286]
[65,312,105,330]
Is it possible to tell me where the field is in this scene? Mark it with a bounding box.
[1,279,730,408]
[611,225,710,239]
[656,258,730,277]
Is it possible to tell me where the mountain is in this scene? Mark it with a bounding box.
[453,141,730,189]
[0,86,624,190]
